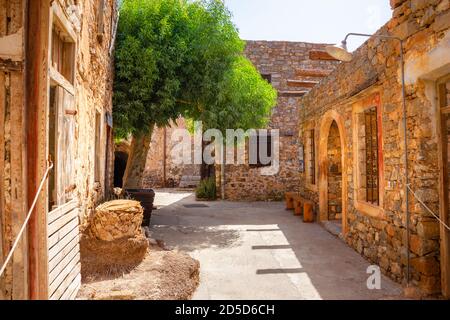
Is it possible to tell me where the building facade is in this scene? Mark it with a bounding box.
[142,41,339,197]
[219,41,339,201]
[141,118,201,189]
[298,0,450,297]
[0,0,117,300]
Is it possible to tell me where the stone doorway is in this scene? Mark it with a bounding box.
[318,110,348,236]
[114,151,128,187]
[327,121,342,221]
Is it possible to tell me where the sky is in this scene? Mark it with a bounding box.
[224,0,393,52]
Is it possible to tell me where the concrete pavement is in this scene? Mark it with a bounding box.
[150,190,404,300]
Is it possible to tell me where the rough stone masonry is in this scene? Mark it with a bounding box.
[298,0,450,297]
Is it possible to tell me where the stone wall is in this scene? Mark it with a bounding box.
[72,0,117,223]
[299,0,450,296]
[142,118,201,188]
[0,0,117,299]
[221,41,339,201]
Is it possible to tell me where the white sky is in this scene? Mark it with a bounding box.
[224,0,393,51]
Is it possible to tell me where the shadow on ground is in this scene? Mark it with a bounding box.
[149,189,405,300]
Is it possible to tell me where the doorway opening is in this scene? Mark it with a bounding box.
[318,110,348,236]
[327,121,343,222]
[114,151,128,188]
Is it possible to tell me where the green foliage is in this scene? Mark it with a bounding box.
[192,56,277,134]
[113,0,247,138]
[195,177,217,200]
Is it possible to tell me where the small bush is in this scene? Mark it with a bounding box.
[196,178,217,200]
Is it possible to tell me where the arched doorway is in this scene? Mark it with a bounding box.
[114,151,128,188]
[318,110,348,236]
[327,121,342,221]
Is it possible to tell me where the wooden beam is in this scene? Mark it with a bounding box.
[295,69,333,78]
[287,80,319,88]
[26,0,51,300]
[309,50,339,61]
[278,90,308,97]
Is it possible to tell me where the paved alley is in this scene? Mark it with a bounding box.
[150,190,404,300]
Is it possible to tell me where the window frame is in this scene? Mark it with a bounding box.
[47,2,78,210]
[352,92,385,219]
[248,130,274,168]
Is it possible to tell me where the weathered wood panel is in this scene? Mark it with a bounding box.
[48,233,79,271]
[47,204,81,300]
[48,245,78,284]
[48,203,78,236]
[48,199,78,224]
[48,217,78,249]
[49,260,80,300]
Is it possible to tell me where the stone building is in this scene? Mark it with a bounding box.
[0,0,117,300]
[298,0,450,297]
[142,41,339,197]
[219,41,339,200]
[140,118,201,189]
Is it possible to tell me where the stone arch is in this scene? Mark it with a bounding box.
[318,109,348,236]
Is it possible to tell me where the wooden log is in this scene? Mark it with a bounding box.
[295,69,333,78]
[293,196,303,216]
[287,80,319,88]
[285,192,296,210]
[278,90,308,97]
[303,202,315,223]
[309,50,339,61]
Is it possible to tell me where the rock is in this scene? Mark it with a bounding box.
[404,285,424,299]
[433,10,450,32]
[417,221,440,240]
[411,256,440,276]
[91,200,144,241]
[409,234,439,256]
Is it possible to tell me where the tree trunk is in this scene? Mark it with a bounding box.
[122,126,154,189]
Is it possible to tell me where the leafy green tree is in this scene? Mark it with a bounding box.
[114,0,276,188]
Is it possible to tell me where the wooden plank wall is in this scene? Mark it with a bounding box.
[47,200,81,300]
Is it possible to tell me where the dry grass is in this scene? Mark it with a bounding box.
[77,242,200,300]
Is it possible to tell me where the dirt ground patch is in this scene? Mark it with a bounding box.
[77,243,200,300]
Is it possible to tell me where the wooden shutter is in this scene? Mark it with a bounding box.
[54,87,76,206]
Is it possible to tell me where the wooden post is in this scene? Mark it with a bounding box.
[26,0,50,300]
